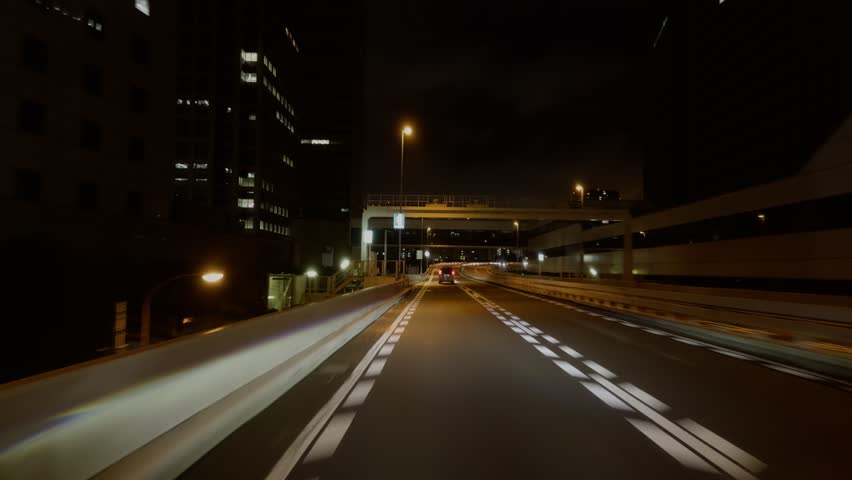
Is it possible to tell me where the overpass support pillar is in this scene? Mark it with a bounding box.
[623,217,634,282]
[360,213,371,261]
[578,231,585,278]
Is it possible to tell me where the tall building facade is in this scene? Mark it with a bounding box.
[175,0,300,240]
[1,0,177,380]
[643,0,852,209]
[1,0,175,220]
[291,0,365,270]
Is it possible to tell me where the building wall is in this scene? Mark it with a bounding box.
[532,114,852,290]
[1,0,175,218]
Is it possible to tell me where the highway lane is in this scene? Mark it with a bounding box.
[285,276,706,479]
[452,277,852,479]
[185,274,851,479]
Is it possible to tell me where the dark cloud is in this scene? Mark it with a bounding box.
[361,0,666,202]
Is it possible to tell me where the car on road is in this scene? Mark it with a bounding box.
[438,267,456,284]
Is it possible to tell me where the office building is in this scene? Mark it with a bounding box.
[2,0,175,221]
[174,0,300,240]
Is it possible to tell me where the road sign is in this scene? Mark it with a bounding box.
[393,212,405,230]
[363,230,374,243]
[416,250,423,260]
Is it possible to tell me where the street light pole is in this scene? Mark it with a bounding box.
[383,229,388,277]
[398,126,412,278]
[513,221,519,260]
[140,271,224,346]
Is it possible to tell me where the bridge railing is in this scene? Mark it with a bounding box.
[462,266,852,379]
[0,281,408,480]
[366,194,505,208]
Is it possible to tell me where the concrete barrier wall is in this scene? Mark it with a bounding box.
[0,281,407,480]
[463,267,852,374]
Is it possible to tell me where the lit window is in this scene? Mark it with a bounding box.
[195,178,207,182]
[241,72,257,83]
[238,176,255,187]
[248,114,256,121]
[247,172,255,178]
[225,167,233,174]
[134,0,150,16]
[175,178,189,182]
[176,163,189,169]
[238,198,255,208]
[194,163,208,169]
[240,50,258,63]
[243,218,254,230]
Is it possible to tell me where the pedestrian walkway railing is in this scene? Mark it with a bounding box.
[366,194,505,208]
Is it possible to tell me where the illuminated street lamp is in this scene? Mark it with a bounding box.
[141,270,224,346]
[538,252,545,277]
[398,125,413,278]
[306,269,318,294]
[575,184,585,208]
[340,258,351,270]
[513,220,520,251]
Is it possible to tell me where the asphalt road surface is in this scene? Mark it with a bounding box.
[183,274,852,480]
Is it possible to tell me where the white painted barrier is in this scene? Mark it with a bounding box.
[0,281,407,480]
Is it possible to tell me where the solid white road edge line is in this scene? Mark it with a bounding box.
[264,284,429,480]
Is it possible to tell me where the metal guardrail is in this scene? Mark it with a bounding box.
[366,194,505,208]
[0,281,408,479]
[463,267,852,370]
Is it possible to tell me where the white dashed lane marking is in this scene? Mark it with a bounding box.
[559,345,583,359]
[584,360,617,380]
[458,282,767,479]
[580,382,633,412]
[626,418,717,474]
[553,359,588,379]
[342,379,375,408]
[302,412,357,463]
[534,345,560,358]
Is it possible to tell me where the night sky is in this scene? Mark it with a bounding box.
[362,0,667,202]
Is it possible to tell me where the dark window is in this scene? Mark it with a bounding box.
[128,136,145,162]
[195,118,209,136]
[80,120,101,151]
[130,35,150,64]
[177,77,192,96]
[176,142,190,160]
[20,36,47,73]
[196,143,209,159]
[78,182,97,210]
[130,86,147,113]
[14,170,41,201]
[82,64,103,96]
[127,191,144,216]
[177,118,191,136]
[17,100,46,134]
